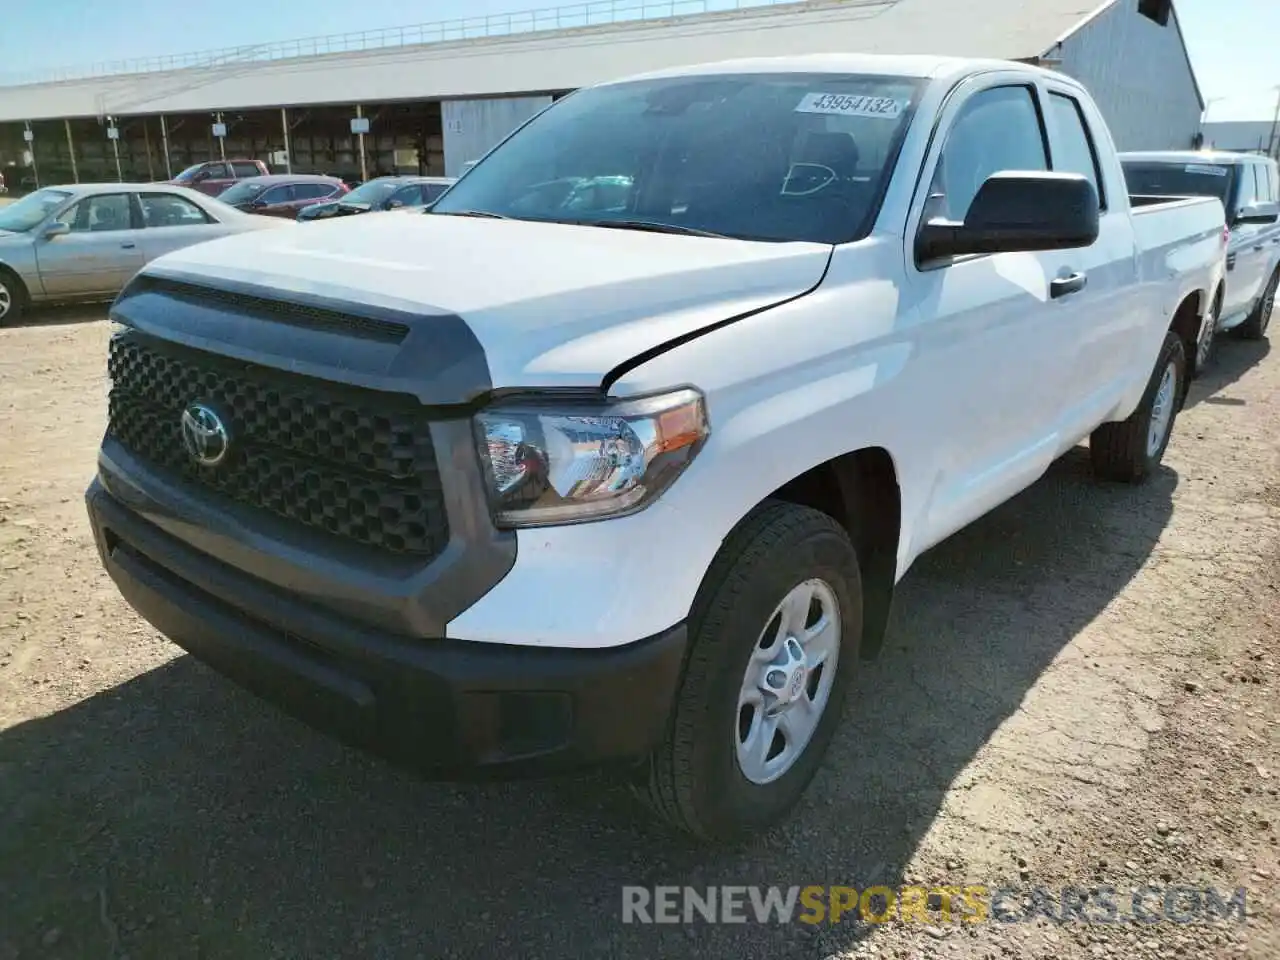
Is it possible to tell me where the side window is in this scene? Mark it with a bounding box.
[1239,163,1263,208]
[291,183,331,200]
[260,185,295,205]
[231,162,260,178]
[388,185,422,207]
[925,85,1048,223]
[422,183,449,203]
[63,194,134,233]
[202,162,230,180]
[139,194,214,228]
[1047,92,1106,210]
[1267,162,1278,204]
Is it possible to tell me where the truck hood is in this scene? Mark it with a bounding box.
[140,212,831,391]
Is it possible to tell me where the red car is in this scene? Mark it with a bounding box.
[169,159,270,196]
[216,174,350,218]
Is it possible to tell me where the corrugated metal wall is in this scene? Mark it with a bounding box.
[440,96,552,177]
[1051,0,1202,152]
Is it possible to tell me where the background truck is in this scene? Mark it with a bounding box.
[166,159,270,196]
[1121,150,1280,368]
[88,54,1227,841]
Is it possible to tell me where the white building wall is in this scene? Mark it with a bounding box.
[441,96,552,178]
[1049,0,1203,152]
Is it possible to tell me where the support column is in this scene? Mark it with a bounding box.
[356,104,367,182]
[142,118,154,181]
[281,107,292,173]
[216,112,226,161]
[64,119,78,183]
[159,115,173,178]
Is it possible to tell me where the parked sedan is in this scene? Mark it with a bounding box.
[0,183,291,325]
[217,175,349,219]
[296,176,455,221]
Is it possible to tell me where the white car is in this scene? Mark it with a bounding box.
[88,54,1226,840]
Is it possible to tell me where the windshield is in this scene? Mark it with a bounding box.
[172,163,205,182]
[218,180,268,204]
[0,188,72,232]
[431,72,923,244]
[1122,160,1237,207]
[343,179,400,205]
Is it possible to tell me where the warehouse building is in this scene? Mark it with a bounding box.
[1201,120,1280,158]
[0,0,1204,188]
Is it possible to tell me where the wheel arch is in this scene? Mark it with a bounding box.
[767,446,902,661]
[1167,290,1204,406]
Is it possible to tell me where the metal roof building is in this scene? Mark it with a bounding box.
[0,0,1205,184]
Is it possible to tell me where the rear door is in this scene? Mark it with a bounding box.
[135,191,225,262]
[1040,78,1142,434]
[35,192,146,297]
[288,182,338,215]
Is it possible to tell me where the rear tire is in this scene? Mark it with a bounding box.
[1192,292,1221,379]
[636,500,862,841]
[1090,331,1185,484]
[0,268,26,326]
[1239,269,1277,341]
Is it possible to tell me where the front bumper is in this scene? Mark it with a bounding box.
[87,478,688,777]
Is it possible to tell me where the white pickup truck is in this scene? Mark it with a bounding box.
[89,54,1226,840]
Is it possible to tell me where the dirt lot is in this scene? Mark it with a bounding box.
[1,307,1278,960]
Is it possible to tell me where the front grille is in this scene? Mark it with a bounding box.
[106,333,450,558]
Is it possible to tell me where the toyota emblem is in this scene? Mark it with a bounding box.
[180,403,231,467]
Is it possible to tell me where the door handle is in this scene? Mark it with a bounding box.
[1050,272,1088,299]
[121,241,136,249]
[1253,244,1265,252]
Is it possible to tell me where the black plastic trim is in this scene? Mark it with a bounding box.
[87,477,687,778]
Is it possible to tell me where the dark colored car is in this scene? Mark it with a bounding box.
[217,175,349,219]
[296,176,455,222]
[168,159,270,196]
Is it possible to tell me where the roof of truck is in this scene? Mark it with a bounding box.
[610,53,1063,86]
[1120,150,1276,167]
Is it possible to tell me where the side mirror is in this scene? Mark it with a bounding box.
[917,171,1100,262]
[43,221,70,239]
[386,199,404,209]
[1235,201,1279,226]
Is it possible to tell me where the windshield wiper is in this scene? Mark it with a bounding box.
[430,209,512,220]
[577,219,730,239]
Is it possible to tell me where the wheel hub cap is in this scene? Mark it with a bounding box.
[735,579,841,785]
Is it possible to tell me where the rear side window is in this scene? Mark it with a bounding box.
[1048,93,1106,210]
[231,161,261,178]
[926,85,1048,222]
[423,182,450,203]
[203,162,231,179]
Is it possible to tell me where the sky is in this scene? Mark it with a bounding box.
[0,0,1275,122]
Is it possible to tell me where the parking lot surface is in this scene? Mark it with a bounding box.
[1,309,1278,959]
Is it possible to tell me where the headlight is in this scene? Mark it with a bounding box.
[474,388,709,527]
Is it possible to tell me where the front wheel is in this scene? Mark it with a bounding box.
[1239,269,1277,341]
[1089,331,1185,484]
[0,270,25,326]
[637,500,862,841]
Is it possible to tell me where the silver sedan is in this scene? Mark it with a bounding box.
[0,182,292,324]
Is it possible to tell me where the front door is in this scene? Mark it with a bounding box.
[901,76,1075,546]
[35,192,146,298]
[1224,161,1271,320]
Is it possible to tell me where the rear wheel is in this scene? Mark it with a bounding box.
[1192,292,1221,378]
[1239,269,1277,341]
[637,500,862,841]
[1090,331,1185,484]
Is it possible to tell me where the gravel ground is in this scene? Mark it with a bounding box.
[0,308,1277,959]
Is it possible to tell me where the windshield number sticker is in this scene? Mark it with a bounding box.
[795,93,905,119]
[1185,163,1229,177]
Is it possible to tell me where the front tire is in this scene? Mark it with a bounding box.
[1239,269,1277,341]
[638,500,862,841]
[1090,331,1185,484]
[0,269,25,326]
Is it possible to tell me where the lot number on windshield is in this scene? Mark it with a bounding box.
[795,93,905,119]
